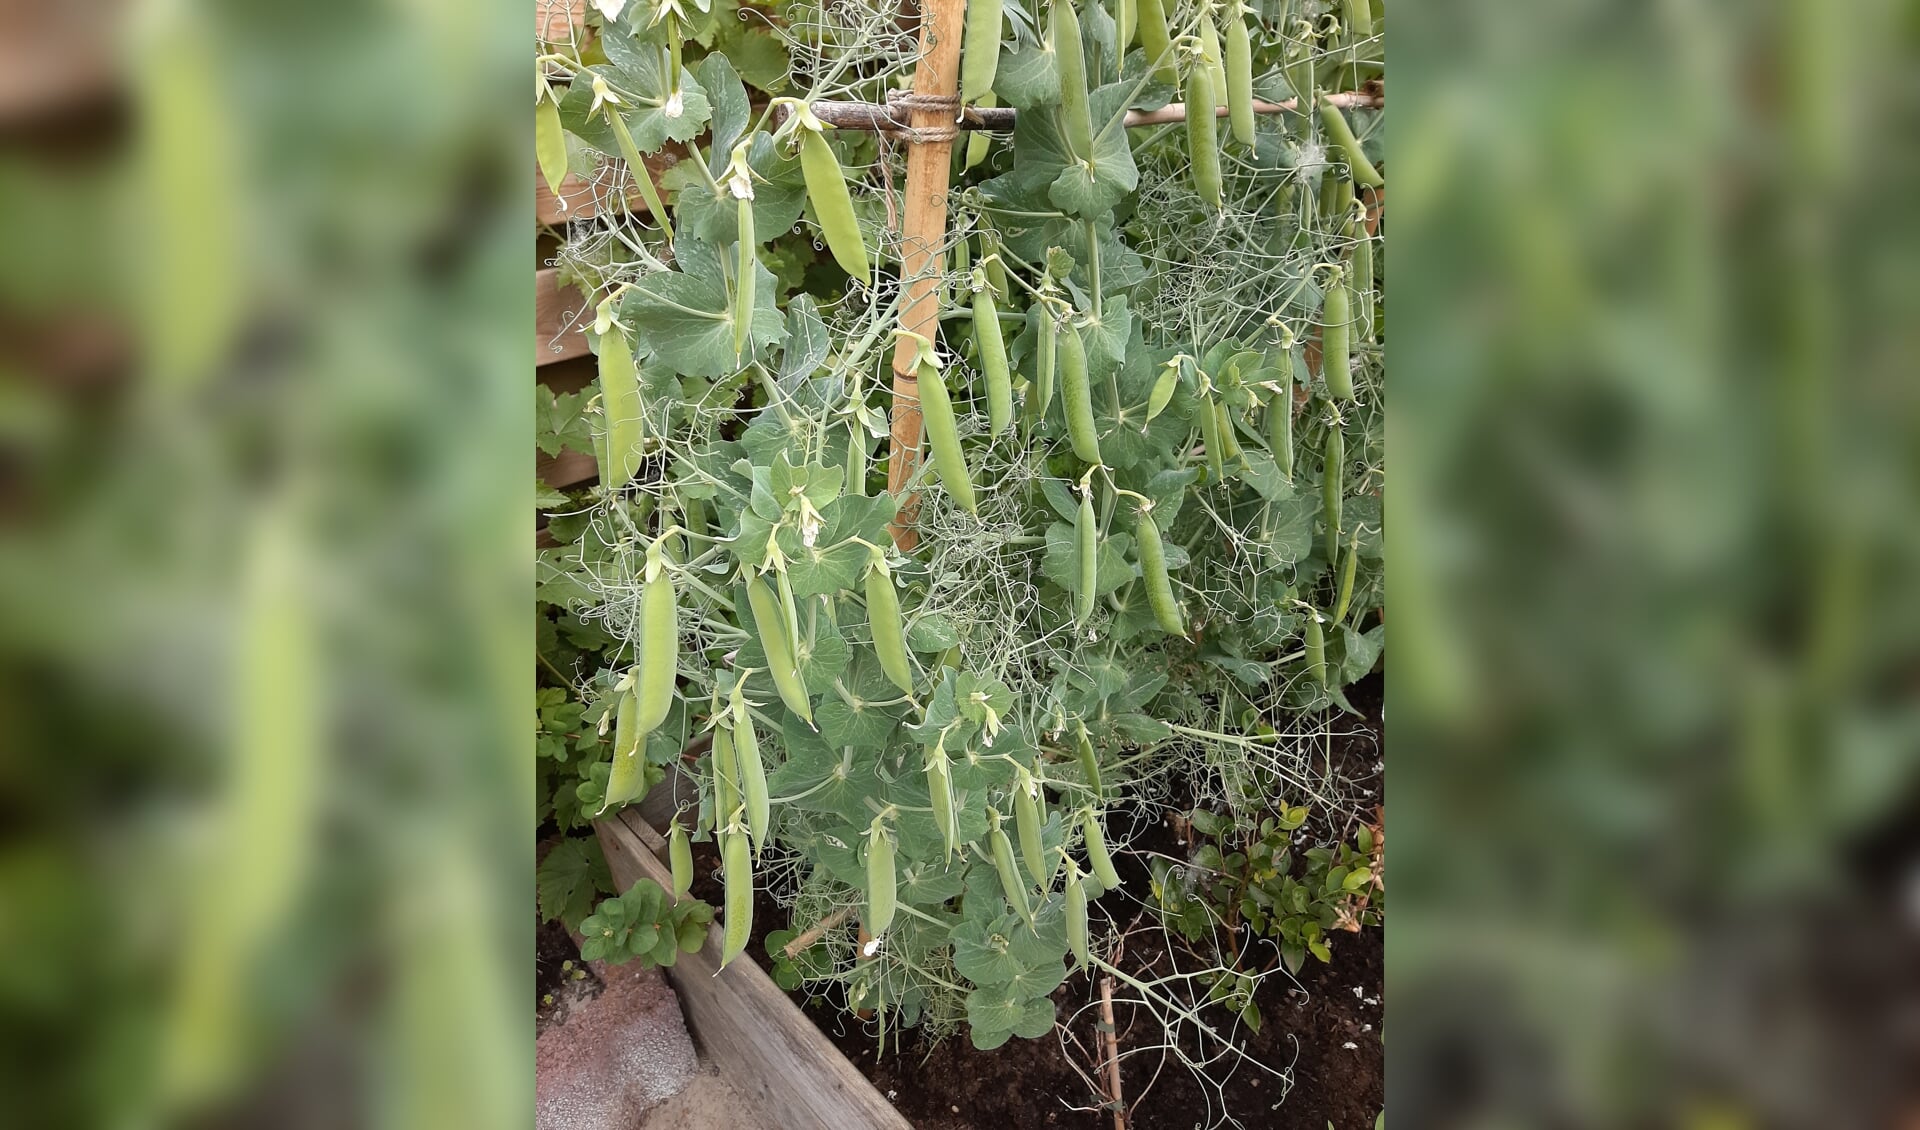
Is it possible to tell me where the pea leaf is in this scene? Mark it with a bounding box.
[816,689,904,749]
[600,28,713,151]
[994,38,1062,109]
[677,132,808,245]
[620,237,786,376]
[696,54,750,177]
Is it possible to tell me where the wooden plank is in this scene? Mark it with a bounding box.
[535,0,585,44]
[596,809,911,1130]
[538,448,597,491]
[536,268,591,367]
[537,167,641,227]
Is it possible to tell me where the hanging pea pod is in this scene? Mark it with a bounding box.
[1268,348,1296,483]
[1184,56,1224,207]
[1344,0,1376,39]
[599,327,643,489]
[1075,483,1098,626]
[990,812,1035,926]
[1083,810,1123,889]
[635,546,679,733]
[669,817,694,900]
[1319,94,1384,187]
[865,552,914,694]
[926,737,958,859]
[1347,210,1375,342]
[1333,523,1361,625]
[966,95,995,168]
[1198,386,1227,484]
[731,683,769,855]
[537,92,568,196]
[1144,356,1182,427]
[912,346,979,515]
[1135,506,1187,637]
[711,724,741,829]
[1214,399,1242,461]
[746,573,813,723]
[1066,873,1091,968]
[792,108,873,286]
[1028,306,1058,426]
[972,268,1013,438]
[720,828,753,968]
[1222,0,1255,146]
[1074,719,1103,800]
[1052,0,1096,163]
[1114,0,1135,51]
[1323,414,1344,564]
[601,681,646,811]
[865,816,897,937]
[846,420,868,497]
[1304,611,1327,690]
[1014,768,1049,886]
[1199,15,1229,109]
[1322,275,1354,401]
[961,0,1004,103]
[1136,0,1178,86]
[727,142,757,359]
[1060,320,1101,464]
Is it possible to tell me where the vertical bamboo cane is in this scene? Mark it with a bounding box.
[884,0,970,550]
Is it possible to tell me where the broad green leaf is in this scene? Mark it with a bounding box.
[994,38,1061,109]
[620,238,786,376]
[816,689,904,749]
[695,53,750,177]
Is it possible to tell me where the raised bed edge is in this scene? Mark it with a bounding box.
[594,807,913,1130]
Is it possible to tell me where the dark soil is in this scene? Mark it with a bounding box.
[536,914,603,1035]
[683,674,1385,1130]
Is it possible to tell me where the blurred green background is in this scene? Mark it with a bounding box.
[1,0,1916,1126]
[1392,0,1920,1126]
[0,0,529,1126]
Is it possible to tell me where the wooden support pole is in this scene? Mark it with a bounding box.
[883,0,969,551]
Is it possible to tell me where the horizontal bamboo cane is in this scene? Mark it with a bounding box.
[773,90,1383,135]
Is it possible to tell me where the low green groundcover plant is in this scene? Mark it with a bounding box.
[535,0,1383,1062]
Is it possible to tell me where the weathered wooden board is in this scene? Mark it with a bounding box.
[595,808,912,1130]
[535,268,590,367]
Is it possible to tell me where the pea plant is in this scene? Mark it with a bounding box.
[536,0,1382,1079]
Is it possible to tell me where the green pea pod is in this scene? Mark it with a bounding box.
[1214,399,1242,461]
[669,818,694,900]
[985,255,1010,303]
[961,0,1003,103]
[991,819,1034,925]
[1323,420,1344,564]
[1198,390,1226,484]
[1114,0,1135,51]
[1348,221,1374,341]
[926,742,958,859]
[866,822,897,936]
[537,94,568,195]
[967,96,994,168]
[798,127,873,285]
[602,683,645,810]
[1322,279,1353,400]
[712,724,740,830]
[1136,509,1186,637]
[746,574,813,723]
[720,829,753,968]
[1144,362,1179,427]
[1333,524,1360,625]
[1074,720,1103,800]
[865,558,914,693]
[1185,63,1223,207]
[1075,487,1098,626]
[974,284,1013,437]
[599,328,643,489]
[1052,0,1095,163]
[1319,96,1384,187]
[1136,0,1177,86]
[636,564,678,733]
[1305,614,1327,689]
[1014,778,1049,886]
[1084,810,1122,889]
[916,356,978,514]
[736,717,769,856]
[1029,309,1058,425]
[1065,875,1091,969]
[1223,2,1255,146]
[1200,16,1229,107]
[1269,367,1295,484]
[846,421,868,497]
[732,196,755,358]
[1344,0,1375,41]
[1060,322,1101,463]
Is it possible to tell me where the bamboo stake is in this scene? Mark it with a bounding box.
[1099,974,1127,1130]
[883,0,969,551]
